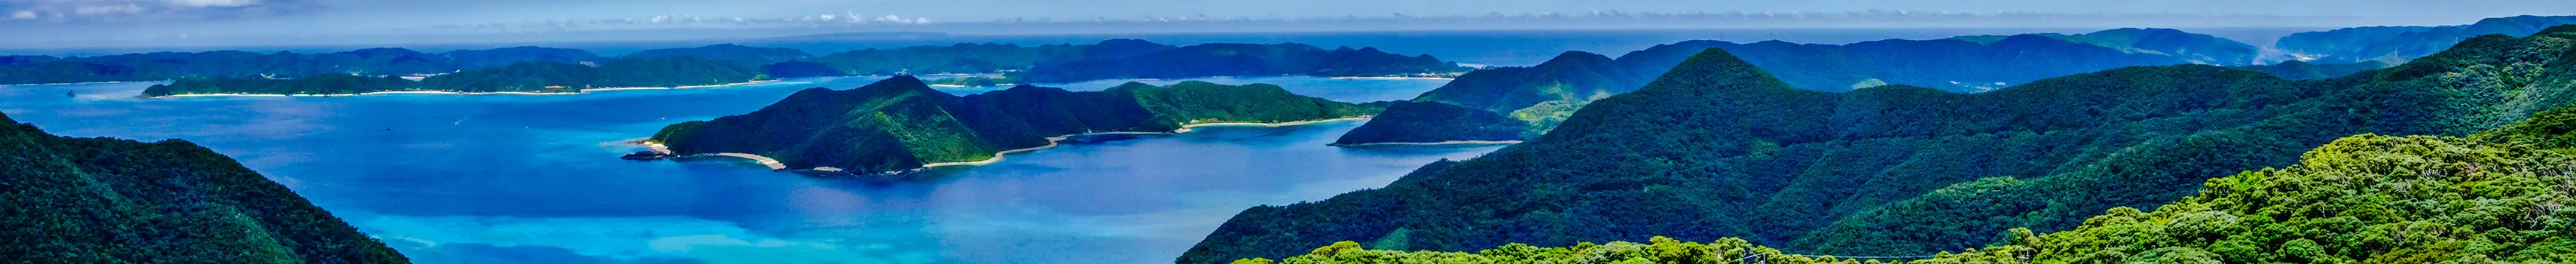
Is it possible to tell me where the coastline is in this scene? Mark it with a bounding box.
[918,131,1174,168]
[1331,140,1523,147]
[1172,116,1371,133]
[915,117,1371,169]
[1330,76,1456,81]
[146,79,788,98]
[633,116,1372,173]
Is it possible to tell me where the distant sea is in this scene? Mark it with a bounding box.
[5,27,2328,66]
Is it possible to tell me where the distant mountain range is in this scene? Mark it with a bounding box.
[642,76,1381,173]
[1334,28,2346,146]
[2277,15,2576,64]
[3,39,1467,93]
[1184,24,2576,263]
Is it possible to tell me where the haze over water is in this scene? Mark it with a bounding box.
[0,76,1497,263]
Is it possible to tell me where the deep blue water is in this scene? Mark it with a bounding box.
[0,77,1500,263]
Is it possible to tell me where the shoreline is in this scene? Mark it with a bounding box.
[1172,116,1371,133]
[146,80,789,98]
[921,117,1369,168]
[1331,140,1523,147]
[1330,76,1456,81]
[917,131,1175,168]
[631,116,1371,173]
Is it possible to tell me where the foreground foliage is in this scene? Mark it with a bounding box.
[0,112,408,262]
[1259,130,2576,263]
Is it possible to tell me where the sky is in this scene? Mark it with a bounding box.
[3,0,2573,49]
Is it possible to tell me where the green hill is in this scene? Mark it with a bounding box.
[0,112,408,262]
[645,76,1379,173]
[1956,28,2285,66]
[1184,25,2576,262]
[1334,34,2199,145]
[1251,130,2576,263]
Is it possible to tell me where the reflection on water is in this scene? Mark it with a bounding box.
[0,77,1499,263]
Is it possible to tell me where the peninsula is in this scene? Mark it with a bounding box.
[637,76,1382,173]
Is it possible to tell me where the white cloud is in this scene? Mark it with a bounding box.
[167,0,259,8]
[0,0,317,23]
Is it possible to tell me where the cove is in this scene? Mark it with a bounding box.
[0,76,1499,263]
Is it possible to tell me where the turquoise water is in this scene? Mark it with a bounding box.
[0,77,1501,263]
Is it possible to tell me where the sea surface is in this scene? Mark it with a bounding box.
[0,77,1502,264]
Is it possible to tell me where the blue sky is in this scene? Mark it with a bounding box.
[4,0,2571,48]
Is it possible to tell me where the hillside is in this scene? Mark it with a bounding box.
[2276,15,2576,64]
[1334,34,2195,145]
[1184,26,2576,262]
[1251,130,2576,263]
[1016,43,1471,83]
[0,112,408,262]
[644,76,1379,173]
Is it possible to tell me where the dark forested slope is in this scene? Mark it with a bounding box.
[1335,35,2195,145]
[0,112,408,262]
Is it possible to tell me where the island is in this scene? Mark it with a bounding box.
[634,75,1382,173]
[139,56,765,97]
[0,112,409,262]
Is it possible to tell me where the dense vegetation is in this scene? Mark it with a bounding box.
[0,112,408,262]
[1184,26,2576,262]
[646,76,1378,172]
[142,56,762,96]
[624,44,814,67]
[1335,33,2211,145]
[1956,28,2284,66]
[2277,15,2576,64]
[1254,130,2576,263]
[928,75,1018,87]
[1016,44,1471,83]
[2231,60,2391,80]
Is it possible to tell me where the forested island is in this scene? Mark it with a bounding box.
[0,112,408,262]
[1184,26,2576,262]
[640,76,1381,173]
[140,56,763,97]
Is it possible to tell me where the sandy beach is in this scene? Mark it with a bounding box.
[1329,76,1456,81]
[1331,140,1523,147]
[708,153,788,170]
[1172,116,1369,133]
[918,117,1371,168]
[918,131,1175,168]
